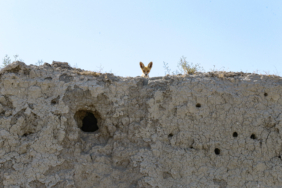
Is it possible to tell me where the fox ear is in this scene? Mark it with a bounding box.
[148,62,153,68]
[140,62,144,68]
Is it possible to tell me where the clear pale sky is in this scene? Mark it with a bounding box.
[0,0,281,77]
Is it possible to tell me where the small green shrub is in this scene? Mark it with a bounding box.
[2,54,11,68]
[1,54,24,68]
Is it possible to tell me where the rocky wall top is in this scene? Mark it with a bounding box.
[0,61,282,188]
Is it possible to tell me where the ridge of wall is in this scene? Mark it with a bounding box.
[0,61,282,188]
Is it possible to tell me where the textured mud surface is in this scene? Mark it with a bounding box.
[0,61,282,188]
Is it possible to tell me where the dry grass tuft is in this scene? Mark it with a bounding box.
[77,70,101,77]
[178,56,203,75]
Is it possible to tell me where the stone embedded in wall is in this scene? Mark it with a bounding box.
[0,61,282,187]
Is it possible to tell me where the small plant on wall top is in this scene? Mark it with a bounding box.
[163,56,204,75]
[1,54,24,69]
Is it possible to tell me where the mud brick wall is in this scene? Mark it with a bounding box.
[1,61,282,188]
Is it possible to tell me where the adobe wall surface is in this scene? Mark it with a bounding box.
[0,61,282,188]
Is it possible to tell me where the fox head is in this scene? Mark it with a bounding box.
[139,62,153,77]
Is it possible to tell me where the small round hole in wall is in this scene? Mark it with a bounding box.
[196,103,201,108]
[250,134,257,139]
[22,132,33,137]
[74,110,99,133]
[51,96,60,106]
[168,133,173,138]
[264,93,268,97]
[51,100,57,105]
[214,148,220,155]
[233,132,238,138]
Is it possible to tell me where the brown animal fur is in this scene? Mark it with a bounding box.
[139,62,153,77]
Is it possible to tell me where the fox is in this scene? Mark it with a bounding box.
[139,62,153,77]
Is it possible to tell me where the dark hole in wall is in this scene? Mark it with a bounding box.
[168,133,173,138]
[264,93,268,97]
[250,134,257,139]
[51,100,57,105]
[74,110,100,133]
[215,148,220,155]
[22,132,33,137]
[233,132,238,138]
[81,113,99,132]
[196,103,201,108]
[44,77,52,80]
[51,96,60,106]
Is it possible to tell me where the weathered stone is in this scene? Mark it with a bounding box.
[0,61,282,187]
